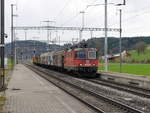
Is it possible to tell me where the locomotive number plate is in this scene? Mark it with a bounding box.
[86,60,90,64]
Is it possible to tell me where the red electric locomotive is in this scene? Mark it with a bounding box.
[32,46,99,77]
[64,48,99,77]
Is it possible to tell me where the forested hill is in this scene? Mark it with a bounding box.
[5,40,62,59]
[5,36,150,58]
[86,36,150,55]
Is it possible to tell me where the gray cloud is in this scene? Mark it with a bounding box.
[5,0,150,43]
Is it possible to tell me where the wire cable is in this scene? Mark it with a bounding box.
[55,0,72,21]
[61,13,80,26]
[60,0,98,27]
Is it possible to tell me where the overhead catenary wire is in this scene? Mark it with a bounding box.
[106,6,150,38]
[123,8,150,23]
[84,2,150,31]
[61,0,98,27]
[60,13,80,27]
[84,0,98,11]
[110,7,150,27]
[55,0,73,21]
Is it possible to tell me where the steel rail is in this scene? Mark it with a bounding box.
[88,78,150,98]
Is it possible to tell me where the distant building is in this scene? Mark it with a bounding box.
[147,47,150,50]
[102,50,131,61]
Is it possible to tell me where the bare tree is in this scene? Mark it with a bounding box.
[134,41,146,55]
[95,40,102,57]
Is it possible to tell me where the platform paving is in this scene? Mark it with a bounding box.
[3,64,96,113]
[98,71,150,89]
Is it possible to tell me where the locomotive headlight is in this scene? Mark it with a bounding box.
[93,64,95,66]
[80,64,83,66]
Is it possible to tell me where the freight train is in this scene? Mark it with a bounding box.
[32,47,99,77]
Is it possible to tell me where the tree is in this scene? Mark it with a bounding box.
[134,41,146,55]
[95,40,103,57]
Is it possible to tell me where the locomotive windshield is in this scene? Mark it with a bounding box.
[75,51,86,59]
[88,51,96,59]
[75,50,97,59]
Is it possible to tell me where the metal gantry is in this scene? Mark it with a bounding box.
[41,20,56,50]
[14,26,120,63]
[14,26,120,32]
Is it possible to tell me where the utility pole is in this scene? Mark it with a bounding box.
[79,11,85,42]
[0,0,5,87]
[104,0,108,72]
[119,9,122,73]
[11,4,14,68]
[11,4,18,66]
[14,33,17,65]
[116,0,126,72]
[14,33,19,65]
[85,0,126,72]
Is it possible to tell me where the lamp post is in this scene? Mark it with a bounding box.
[14,36,19,65]
[11,4,18,68]
[119,9,122,73]
[11,4,14,68]
[87,1,109,72]
[104,0,126,72]
[116,0,126,72]
[87,0,126,72]
[104,0,108,72]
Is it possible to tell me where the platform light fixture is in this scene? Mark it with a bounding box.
[86,0,126,72]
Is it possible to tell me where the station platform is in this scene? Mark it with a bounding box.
[98,71,150,89]
[3,64,96,113]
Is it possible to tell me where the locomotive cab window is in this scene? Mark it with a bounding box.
[75,51,86,59]
[88,51,96,59]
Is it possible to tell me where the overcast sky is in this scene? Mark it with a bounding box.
[5,0,150,44]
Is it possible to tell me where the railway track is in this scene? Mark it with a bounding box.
[86,78,150,98]
[25,63,145,113]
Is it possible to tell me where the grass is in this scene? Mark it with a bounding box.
[4,58,13,86]
[99,63,150,76]
[0,95,7,113]
[0,58,13,113]
[98,46,150,76]
[6,59,13,70]
[126,49,150,61]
